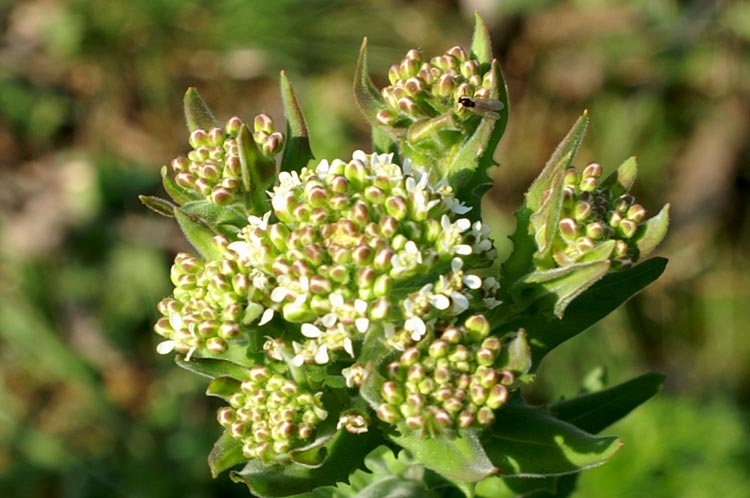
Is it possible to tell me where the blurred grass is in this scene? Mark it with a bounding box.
[0,1,747,497]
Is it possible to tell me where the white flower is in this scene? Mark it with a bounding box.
[156,340,175,355]
[247,211,272,231]
[301,323,323,338]
[314,345,329,364]
[405,316,427,342]
[392,241,423,275]
[258,308,275,326]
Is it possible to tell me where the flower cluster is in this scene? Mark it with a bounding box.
[375,314,514,435]
[227,150,499,365]
[377,46,496,127]
[216,365,328,464]
[169,114,284,205]
[544,162,649,269]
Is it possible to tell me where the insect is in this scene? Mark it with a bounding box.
[457,96,504,120]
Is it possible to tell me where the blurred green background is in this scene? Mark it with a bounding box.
[0,1,747,497]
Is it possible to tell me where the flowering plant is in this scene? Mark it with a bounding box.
[141,14,669,498]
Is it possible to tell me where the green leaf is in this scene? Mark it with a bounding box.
[476,474,558,498]
[299,446,441,498]
[635,203,670,259]
[161,165,200,205]
[526,112,588,211]
[230,427,383,497]
[496,258,667,369]
[139,194,175,218]
[184,87,220,132]
[372,126,399,156]
[390,428,498,483]
[209,429,248,478]
[173,207,221,260]
[517,260,611,319]
[483,399,622,477]
[529,165,566,264]
[206,376,242,402]
[353,38,389,128]
[470,12,493,64]
[600,156,638,196]
[280,71,314,173]
[178,199,247,229]
[550,372,665,434]
[174,355,251,380]
[237,124,276,215]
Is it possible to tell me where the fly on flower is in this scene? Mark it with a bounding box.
[457,96,504,120]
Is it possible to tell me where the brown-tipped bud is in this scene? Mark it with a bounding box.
[175,171,197,189]
[429,340,450,359]
[614,194,634,213]
[580,176,598,192]
[477,406,495,427]
[400,347,420,366]
[376,404,401,424]
[399,57,420,79]
[405,414,425,430]
[445,45,467,62]
[441,326,463,344]
[263,132,283,156]
[458,410,474,428]
[254,113,274,134]
[559,218,579,242]
[217,407,235,426]
[218,322,240,339]
[405,77,424,95]
[377,109,399,126]
[381,381,404,404]
[397,96,418,115]
[329,175,349,193]
[465,314,491,340]
[197,320,218,338]
[608,211,623,228]
[564,168,579,186]
[433,408,453,428]
[211,186,234,205]
[486,384,509,409]
[435,74,457,98]
[407,364,426,382]
[460,60,480,78]
[388,63,401,85]
[575,236,595,253]
[206,337,227,354]
[574,201,593,221]
[614,240,630,259]
[370,297,391,320]
[619,219,638,239]
[225,116,243,136]
[582,162,603,179]
[171,156,189,172]
[586,221,606,240]
[189,129,209,149]
[627,203,646,223]
[207,127,225,147]
[418,378,435,395]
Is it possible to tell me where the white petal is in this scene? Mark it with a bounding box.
[451,292,470,314]
[405,316,426,341]
[463,275,482,290]
[314,345,329,364]
[329,292,344,308]
[343,338,355,357]
[430,294,451,310]
[292,354,305,367]
[227,241,251,259]
[451,257,463,273]
[454,244,473,255]
[455,218,471,232]
[316,159,330,176]
[301,323,323,338]
[258,308,274,326]
[354,299,368,314]
[271,287,288,303]
[321,313,337,328]
[168,312,183,331]
[185,346,196,362]
[156,340,175,355]
[355,317,370,333]
[451,203,472,214]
